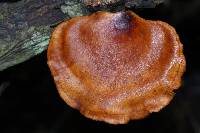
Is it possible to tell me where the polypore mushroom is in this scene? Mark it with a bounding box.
[47,11,186,124]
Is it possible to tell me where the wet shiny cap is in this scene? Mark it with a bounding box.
[47,11,186,124]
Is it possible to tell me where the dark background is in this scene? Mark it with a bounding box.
[0,0,200,132]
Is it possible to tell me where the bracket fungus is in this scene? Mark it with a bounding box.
[47,11,186,124]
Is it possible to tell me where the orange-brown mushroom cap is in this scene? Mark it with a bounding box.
[47,11,186,124]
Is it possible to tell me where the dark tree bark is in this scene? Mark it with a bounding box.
[0,0,165,71]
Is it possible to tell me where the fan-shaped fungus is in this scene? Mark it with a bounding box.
[47,11,186,124]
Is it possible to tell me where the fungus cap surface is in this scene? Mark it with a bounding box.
[47,11,186,124]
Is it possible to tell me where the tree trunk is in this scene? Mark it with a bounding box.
[0,0,164,71]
